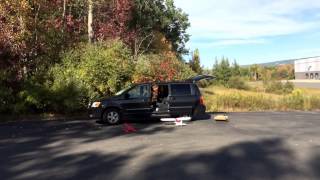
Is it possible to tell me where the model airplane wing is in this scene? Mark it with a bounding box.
[161,117,191,126]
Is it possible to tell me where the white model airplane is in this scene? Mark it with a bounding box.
[160,117,192,126]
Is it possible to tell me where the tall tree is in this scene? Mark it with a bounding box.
[212,57,232,83]
[88,0,94,43]
[231,60,241,76]
[0,0,88,84]
[90,0,190,57]
[189,49,202,74]
[0,0,31,80]
[131,0,190,56]
[94,0,136,44]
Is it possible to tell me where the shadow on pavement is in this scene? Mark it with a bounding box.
[193,112,230,121]
[192,113,212,121]
[0,118,176,143]
[133,138,303,180]
[0,119,173,180]
[0,118,318,180]
[309,147,320,179]
[0,146,141,180]
[1,135,314,180]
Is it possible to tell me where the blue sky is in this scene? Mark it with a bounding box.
[174,0,320,67]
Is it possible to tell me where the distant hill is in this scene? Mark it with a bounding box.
[256,59,295,67]
[242,60,294,67]
[243,56,320,67]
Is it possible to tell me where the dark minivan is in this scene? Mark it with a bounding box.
[88,75,213,124]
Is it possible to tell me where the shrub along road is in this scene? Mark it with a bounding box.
[0,112,319,180]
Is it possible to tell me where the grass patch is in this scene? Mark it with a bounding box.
[202,85,320,112]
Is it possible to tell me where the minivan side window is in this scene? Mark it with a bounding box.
[170,84,191,96]
[127,85,150,99]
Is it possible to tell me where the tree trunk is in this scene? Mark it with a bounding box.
[88,0,94,43]
[62,0,66,33]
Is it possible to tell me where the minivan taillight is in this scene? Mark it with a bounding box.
[200,96,204,105]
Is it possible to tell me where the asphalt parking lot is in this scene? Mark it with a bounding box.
[0,112,319,180]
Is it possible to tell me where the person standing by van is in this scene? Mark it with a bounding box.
[151,83,159,110]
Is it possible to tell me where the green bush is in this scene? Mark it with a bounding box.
[283,81,295,94]
[1,40,137,114]
[1,40,196,114]
[48,77,87,113]
[0,86,14,113]
[280,89,320,111]
[52,40,134,101]
[265,81,294,94]
[281,89,304,110]
[14,80,51,113]
[0,70,13,113]
[227,76,250,90]
[265,81,283,94]
[309,96,320,110]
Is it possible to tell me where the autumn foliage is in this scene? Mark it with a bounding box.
[94,0,136,45]
[0,0,192,114]
[133,53,195,83]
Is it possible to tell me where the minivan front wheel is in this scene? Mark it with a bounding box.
[102,108,121,125]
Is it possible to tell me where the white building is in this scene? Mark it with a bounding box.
[295,57,320,79]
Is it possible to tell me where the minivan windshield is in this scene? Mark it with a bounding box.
[115,85,134,96]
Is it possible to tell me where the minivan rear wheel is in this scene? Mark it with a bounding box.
[102,108,121,125]
[192,105,204,120]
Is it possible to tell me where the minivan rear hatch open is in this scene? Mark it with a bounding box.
[186,75,215,83]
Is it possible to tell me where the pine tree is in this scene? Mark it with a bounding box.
[232,60,241,76]
[212,57,232,83]
[190,49,202,74]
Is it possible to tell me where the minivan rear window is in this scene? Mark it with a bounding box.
[171,84,191,96]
